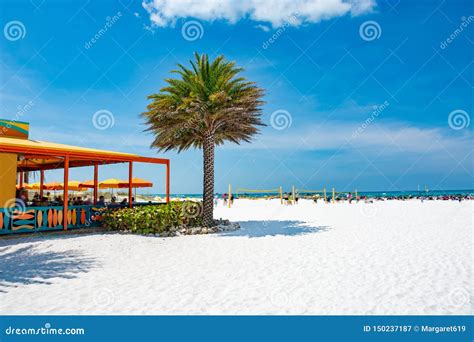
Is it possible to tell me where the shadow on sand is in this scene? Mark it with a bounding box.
[0,243,97,293]
[219,220,330,238]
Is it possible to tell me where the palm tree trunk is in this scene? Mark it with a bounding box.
[202,133,215,226]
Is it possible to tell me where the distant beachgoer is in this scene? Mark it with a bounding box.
[222,193,228,206]
[214,193,218,206]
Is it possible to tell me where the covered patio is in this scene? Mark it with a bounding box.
[0,119,170,235]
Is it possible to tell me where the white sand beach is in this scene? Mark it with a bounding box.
[0,199,472,315]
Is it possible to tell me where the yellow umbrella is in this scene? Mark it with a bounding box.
[43,182,63,190]
[129,178,153,188]
[27,182,41,190]
[78,180,95,188]
[16,183,31,190]
[61,180,86,191]
[99,178,125,189]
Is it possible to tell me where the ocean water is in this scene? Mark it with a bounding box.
[142,189,473,199]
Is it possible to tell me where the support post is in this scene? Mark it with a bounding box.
[355,189,358,198]
[39,170,44,198]
[332,187,335,203]
[63,155,69,230]
[228,184,232,208]
[166,161,170,203]
[128,161,133,208]
[292,185,296,205]
[93,163,99,205]
[279,186,283,205]
[19,171,23,188]
[323,187,327,202]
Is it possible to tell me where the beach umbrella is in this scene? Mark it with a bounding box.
[98,178,125,189]
[78,180,95,188]
[60,180,86,191]
[43,182,63,190]
[126,178,153,199]
[128,178,153,188]
[16,183,31,190]
[27,182,41,191]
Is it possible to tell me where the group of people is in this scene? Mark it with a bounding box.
[219,193,234,206]
[282,192,299,205]
[15,189,135,207]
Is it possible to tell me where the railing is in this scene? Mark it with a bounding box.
[0,205,103,235]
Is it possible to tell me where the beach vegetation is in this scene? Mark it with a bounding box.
[102,202,203,234]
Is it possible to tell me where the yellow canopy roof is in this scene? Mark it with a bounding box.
[0,136,168,171]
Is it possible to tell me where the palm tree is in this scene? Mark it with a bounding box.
[143,53,265,226]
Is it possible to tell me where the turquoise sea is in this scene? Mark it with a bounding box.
[143,189,473,199]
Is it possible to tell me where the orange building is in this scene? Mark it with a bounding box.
[0,119,170,235]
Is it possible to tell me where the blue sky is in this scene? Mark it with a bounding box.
[1,0,473,194]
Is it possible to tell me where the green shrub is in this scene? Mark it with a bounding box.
[102,201,203,234]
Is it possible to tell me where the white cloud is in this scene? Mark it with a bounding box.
[226,121,474,158]
[255,24,271,32]
[142,0,376,28]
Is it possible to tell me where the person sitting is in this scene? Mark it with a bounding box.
[97,196,106,206]
[54,195,63,206]
[120,198,128,206]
